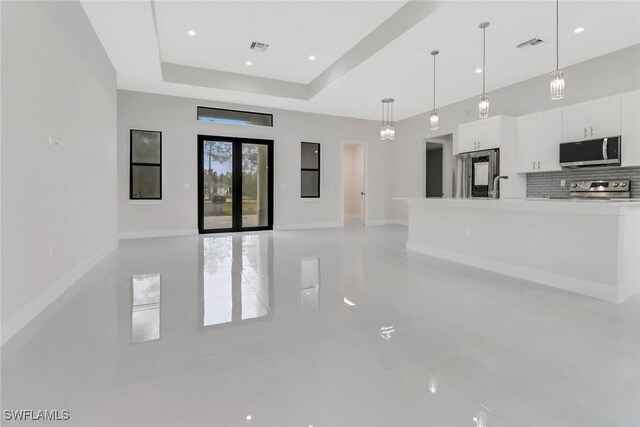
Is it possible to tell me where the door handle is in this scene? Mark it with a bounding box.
[602,138,608,160]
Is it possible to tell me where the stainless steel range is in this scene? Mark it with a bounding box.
[569,180,630,199]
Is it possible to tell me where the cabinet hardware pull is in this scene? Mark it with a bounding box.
[538,161,541,169]
[590,127,594,137]
[533,161,536,170]
[584,128,587,138]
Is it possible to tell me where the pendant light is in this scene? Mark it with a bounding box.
[550,0,565,100]
[478,22,490,119]
[430,50,439,130]
[380,98,395,140]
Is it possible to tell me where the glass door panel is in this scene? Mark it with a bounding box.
[241,143,269,228]
[198,136,273,233]
[201,140,234,231]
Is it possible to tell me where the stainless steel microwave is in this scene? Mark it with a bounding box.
[559,136,621,168]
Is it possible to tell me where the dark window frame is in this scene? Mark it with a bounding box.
[301,142,321,198]
[197,106,274,127]
[130,129,162,200]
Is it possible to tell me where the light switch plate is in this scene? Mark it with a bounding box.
[560,179,566,187]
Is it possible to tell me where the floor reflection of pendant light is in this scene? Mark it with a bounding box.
[380,98,395,141]
[478,22,490,119]
[430,50,439,130]
[550,0,565,100]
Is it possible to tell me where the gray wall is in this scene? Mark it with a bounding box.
[393,44,640,220]
[117,90,396,235]
[1,1,117,342]
[527,166,640,199]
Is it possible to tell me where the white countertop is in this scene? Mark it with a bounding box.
[394,196,640,215]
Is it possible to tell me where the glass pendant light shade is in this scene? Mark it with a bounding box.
[550,69,565,100]
[478,95,489,119]
[380,98,395,141]
[430,110,439,130]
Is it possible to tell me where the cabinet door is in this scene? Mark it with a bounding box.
[562,103,591,142]
[592,95,621,138]
[536,108,562,172]
[457,122,478,153]
[479,116,501,150]
[622,91,640,167]
[516,114,538,173]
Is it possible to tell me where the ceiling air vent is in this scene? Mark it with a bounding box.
[250,42,269,52]
[516,38,544,49]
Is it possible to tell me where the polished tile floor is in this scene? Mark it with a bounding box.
[2,224,639,426]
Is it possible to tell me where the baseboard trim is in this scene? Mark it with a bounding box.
[406,241,618,303]
[366,219,408,226]
[274,222,343,231]
[118,229,198,239]
[1,241,119,346]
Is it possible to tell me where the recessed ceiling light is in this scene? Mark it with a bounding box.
[245,61,252,66]
[187,30,196,36]
[475,68,483,74]
[308,55,316,61]
[574,27,585,34]
[246,415,252,421]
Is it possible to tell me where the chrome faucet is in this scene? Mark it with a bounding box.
[490,176,508,199]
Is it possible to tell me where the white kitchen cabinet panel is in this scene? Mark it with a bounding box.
[537,108,562,172]
[593,96,621,138]
[516,114,538,173]
[455,115,511,154]
[561,95,621,142]
[457,121,479,154]
[516,108,561,173]
[622,90,640,167]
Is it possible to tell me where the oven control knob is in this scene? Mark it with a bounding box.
[571,183,577,188]
[621,182,627,187]
[613,182,619,187]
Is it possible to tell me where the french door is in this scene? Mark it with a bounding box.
[198,135,273,233]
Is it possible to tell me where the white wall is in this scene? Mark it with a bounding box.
[1,1,118,344]
[393,44,640,222]
[343,144,365,219]
[117,90,397,235]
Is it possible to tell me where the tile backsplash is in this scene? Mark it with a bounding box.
[526,166,640,198]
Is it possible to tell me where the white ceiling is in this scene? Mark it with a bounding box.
[82,1,640,121]
[155,1,406,84]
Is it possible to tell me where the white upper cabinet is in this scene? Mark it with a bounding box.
[622,90,640,167]
[457,121,479,154]
[561,95,621,142]
[455,116,509,154]
[516,108,562,173]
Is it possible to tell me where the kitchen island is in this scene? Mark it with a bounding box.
[399,197,640,303]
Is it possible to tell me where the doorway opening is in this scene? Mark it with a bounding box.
[425,142,443,197]
[342,142,367,225]
[424,135,454,198]
[198,135,273,233]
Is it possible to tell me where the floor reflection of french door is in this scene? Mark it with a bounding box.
[198,135,273,233]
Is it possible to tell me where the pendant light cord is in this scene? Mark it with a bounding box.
[556,0,560,71]
[433,54,436,111]
[482,26,486,95]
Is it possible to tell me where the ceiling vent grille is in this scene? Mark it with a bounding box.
[250,42,269,52]
[516,38,544,48]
